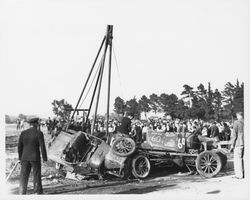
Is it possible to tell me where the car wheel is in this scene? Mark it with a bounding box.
[196,150,222,178]
[111,137,136,157]
[212,149,228,170]
[132,155,151,179]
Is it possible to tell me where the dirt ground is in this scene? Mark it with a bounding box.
[4,124,250,199]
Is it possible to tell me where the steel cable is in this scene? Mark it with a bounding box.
[79,55,104,108]
[112,44,124,99]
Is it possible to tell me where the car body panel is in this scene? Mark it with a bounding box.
[88,141,110,169]
[145,131,186,152]
[48,130,75,170]
[104,151,127,169]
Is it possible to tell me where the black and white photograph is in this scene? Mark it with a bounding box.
[1,0,249,199]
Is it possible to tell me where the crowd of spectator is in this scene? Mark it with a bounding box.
[45,114,233,146]
[138,118,232,141]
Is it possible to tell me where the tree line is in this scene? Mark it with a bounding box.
[113,80,244,121]
[5,80,244,124]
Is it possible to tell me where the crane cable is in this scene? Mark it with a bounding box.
[78,43,124,109]
[112,44,124,99]
[79,55,104,108]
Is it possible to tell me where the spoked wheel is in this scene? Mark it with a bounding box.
[132,155,151,179]
[212,149,228,170]
[196,150,222,178]
[111,137,136,157]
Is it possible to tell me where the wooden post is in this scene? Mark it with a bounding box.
[91,59,106,134]
[106,25,113,143]
[86,56,105,122]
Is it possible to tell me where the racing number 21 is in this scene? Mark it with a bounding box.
[177,138,185,149]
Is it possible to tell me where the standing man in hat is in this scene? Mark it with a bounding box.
[117,112,134,135]
[18,117,47,194]
[230,112,244,179]
[209,121,220,141]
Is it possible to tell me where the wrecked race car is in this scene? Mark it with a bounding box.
[48,129,135,180]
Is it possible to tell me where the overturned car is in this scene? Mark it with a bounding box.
[48,129,134,179]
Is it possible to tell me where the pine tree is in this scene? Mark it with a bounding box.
[149,93,160,115]
[233,81,244,113]
[125,97,140,119]
[159,93,178,117]
[204,82,214,120]
[113,96,126,115]
[138,95,150,118]
[222,81,235,120]
[213,89,223,121]
[181,84,194,108]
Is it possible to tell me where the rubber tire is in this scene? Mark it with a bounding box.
[212,149,228,170]
[196,150,222,178]
[132,155,151,179]
[111,137,136,157]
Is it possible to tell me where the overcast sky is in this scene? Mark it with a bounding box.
[1,0,249,118]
